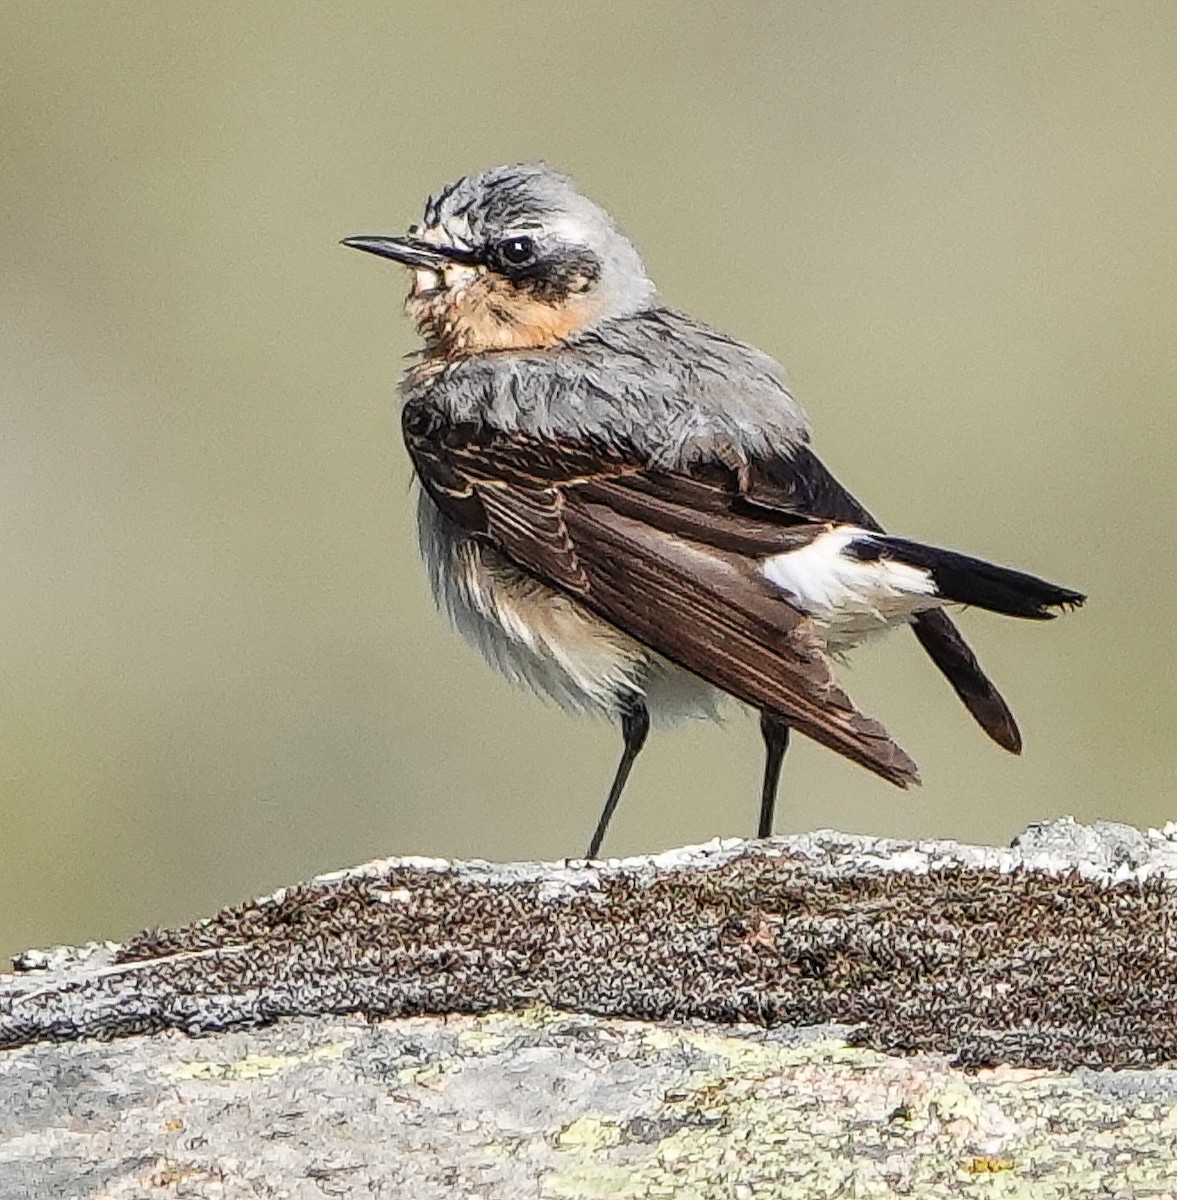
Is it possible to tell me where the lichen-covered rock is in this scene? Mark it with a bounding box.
[3,1008,1177,1199]
[5,822,1177,1069]
[4,820,1177,1198]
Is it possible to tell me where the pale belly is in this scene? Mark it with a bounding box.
[415,491,724,725]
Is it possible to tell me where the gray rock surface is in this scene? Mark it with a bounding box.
[3,819,1177,1198]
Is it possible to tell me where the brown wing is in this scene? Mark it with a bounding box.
[403,402,919,787]
[736,443,1022,754]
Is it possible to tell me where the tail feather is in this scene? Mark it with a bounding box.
[851,535,1086,620]
[913,610,1023,753]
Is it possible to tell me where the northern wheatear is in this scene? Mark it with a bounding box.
[343,164,1083,857]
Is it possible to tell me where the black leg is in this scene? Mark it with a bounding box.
[585,697,650,859]
[758,711,790,839]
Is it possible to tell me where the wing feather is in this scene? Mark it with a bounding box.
[403,402,919,787]
[565,501,919,785]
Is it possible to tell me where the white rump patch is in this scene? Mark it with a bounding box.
[762,527,942,651]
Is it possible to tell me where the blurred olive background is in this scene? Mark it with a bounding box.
[1,1,1174,961]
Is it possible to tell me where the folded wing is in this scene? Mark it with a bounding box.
[403,403,919,787]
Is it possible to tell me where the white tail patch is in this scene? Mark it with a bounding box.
[762,528,942,651]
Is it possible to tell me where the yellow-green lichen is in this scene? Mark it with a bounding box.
[501,1003,567,1029]
[555,1117,624,1151]
[455,1023,509,1053]
[163,1041,349,1082]
[396,1059,448,1086]
[541,1031,1177,1199]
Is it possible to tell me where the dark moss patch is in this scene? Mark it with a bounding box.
[4,849,1176,1070]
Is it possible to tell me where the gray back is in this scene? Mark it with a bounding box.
[403,306,811,468]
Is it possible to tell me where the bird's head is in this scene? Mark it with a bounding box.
[343,164,656,356]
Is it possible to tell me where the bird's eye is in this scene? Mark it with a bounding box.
[497,237,535,267]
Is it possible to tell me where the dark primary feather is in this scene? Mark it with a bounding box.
[403,400,920,787]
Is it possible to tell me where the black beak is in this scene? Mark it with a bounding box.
[340,235,480,270]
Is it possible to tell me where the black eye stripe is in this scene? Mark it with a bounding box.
[490,245,603,301]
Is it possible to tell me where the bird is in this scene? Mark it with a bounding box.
[342,163,1084,859]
